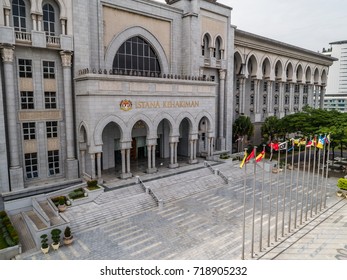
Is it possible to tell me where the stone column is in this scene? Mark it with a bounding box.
[320,86,325,109]
[152,145,156,169]
[37,15,42,31]
[96,152,102,181]
[126,149,131,174]
[289,84,294,113]
[90,154,96,179]
[121,149,126,175]
[120,144,132,179]
[80,150,86,175]
[298,84,303,111]
[61,19,66,35]
[1,46,24,190]
[169,139,179,169]
[189,134,198,164]
[31,14,37,31]
[217,70,226,150]
[60,51,78,179]
[170,142,174,165]
[239,77,246,114]
[308,84,314,107]
[279,82,285,118]
[254,80,262,122]
[267,81,274,114]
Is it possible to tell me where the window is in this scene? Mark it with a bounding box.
[303,85,308,93]
[48,150,60,175]
[215,37,222,59]
[18,59,32,78]
[275,82,279,92]
[263,95,267,105]
[294,84,300,93]
[113,36,161,75]
[44,92,57,109]
[20,91,34,109]
[236,79,240,90]
[294,96,299,105]
[236,95,240,105]
[23,122,36,140]
[25,153,38,179]
[263,82,268,92]
[43,61,55,79]
[43,3,55,36]
[274,108,277,116]
[202,35,210,57]
[285,95,290,105]
[12,0,26,32]
[250,80,255,91]
[250,94,254,105]
[46,121,58,138]
[274,95,279,105]
[285,83,290,93]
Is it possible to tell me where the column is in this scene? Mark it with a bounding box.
[61,19,66,35]
[37,15,42,31]
[308,84,314,107]
[31,14,37,31]
[320,86,325,109]
[217,70,226,150]
[121,149,126,175]
[193,140,197,161]
[267,81,274,114]
[289,83,294,113]
[170,143,174,165]
[190,140,194,162]
[4,9,10,26]
[1,46,24,190]
[254,80,262,122]
[147,145,152,172]
[152,145,156,169]
[60,51,78,179]
[298,85,304,111]
[174,142,178,165]
[239,78,246,114]
[96,152,102,181]
[169,141,179,168]
[80,150,86,175]
[90,154,96,179]
[207,137,211,157]
[279,82,285,118]
[126,149,131,174]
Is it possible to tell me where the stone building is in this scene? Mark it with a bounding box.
[0,0,335,198]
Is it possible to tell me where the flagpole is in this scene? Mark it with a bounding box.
[324,134,331,208]
[310,135,317,218]
[259,144,266,251]
[288,139,295,233]
[305,137,312,221]
[294,141,302,229]
[319,135,327,212]
[281,141,289,237]
[300,137,308,225]
[241,148,248,260]
[267,144,273,247]
[315,135,322,215]
[275,143,281,242]
[251,146,257,258]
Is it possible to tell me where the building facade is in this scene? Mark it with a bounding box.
[0,0,335,197]
[323,41,347,112]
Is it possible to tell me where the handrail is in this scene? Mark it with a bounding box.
[136,176,161,206]
[204,161,228,184]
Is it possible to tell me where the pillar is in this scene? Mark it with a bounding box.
[120,147,132,179]
[239,77,246,114]
[169,141,179,168]
[121,149,126,175]
[31,14,37,31]
[217,70,226,151]
[1,46,24,190]
[90,154,96,179]
[320,86,325,109]
[267,81,274,114]
[60,51,78,179]
[80,150,86,175]
[147,145,152,172]
[152,145,156,169]
[96,152,102,182]
[37,15,42,31]
[4,9,10,26]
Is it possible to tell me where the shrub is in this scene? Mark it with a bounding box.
[40,234,49,249]
[51,196,67,207]
[0,211,19,248]
[51,228,62,245]
[0,211,7,219]
[337,178,347,190]
[64,226,72,238]
[58,196,65,205]
[68,188,85,200]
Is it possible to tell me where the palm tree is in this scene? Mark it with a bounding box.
[233,115,254,152]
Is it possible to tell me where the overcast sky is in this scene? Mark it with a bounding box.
[155,0,347,52]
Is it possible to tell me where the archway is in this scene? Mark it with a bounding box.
[157,118,172,163]
[130,120,150,173]
[177,118,191,159]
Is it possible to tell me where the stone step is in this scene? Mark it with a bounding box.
[25,210,47,230]
[9,213,36,253]
[94,184,144,205]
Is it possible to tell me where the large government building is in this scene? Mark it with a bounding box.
[0,0,335,199]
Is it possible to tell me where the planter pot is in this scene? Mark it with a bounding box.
[51,242,60,250]
[41,246,49,254]
[63,236,74,246]
[58,204,67,212]
[337,189,347,198]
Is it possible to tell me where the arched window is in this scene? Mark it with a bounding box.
[12,0,26,32]
[113,36,161,75]
[43,3,55,36]
[215,37,222,59]
[202,34,210,58]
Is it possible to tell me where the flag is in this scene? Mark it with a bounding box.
[324,134,330,144]
[316,136,324,149]
[269,142,279,151]
[279,142,287,150]
[246,149,255,162]
[255,151,265,162]
[239,152,247,168]
[306,139,313,147]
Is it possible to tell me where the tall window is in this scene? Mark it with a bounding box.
[250,94,254,105]
[43,3,55,36]
[294,84,300,93]
[215,37,222,59]
[202,35,210,57]
[303,85,308,93]
[18,59,32,78]
[43,61,55,79]
[45,92,57,109]
[23,122,36,140]
[12,0,26,32]
[263,82,268,92]
[46,121,58,138]
[250,80,255,91]
[274,95,279,105]
[285,95,290,105]
[285,83,290,93]
[275,82,279,92]
[48,150,60,175]
[113,36,161,75]
[263,95,267,105]
[20,91,34,109]
[25,153,38,179]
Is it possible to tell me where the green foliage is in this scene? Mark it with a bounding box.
[51,196,67,207]
[58,196,65,205]
[219,153,230,159]
[337,178,347,191]
[68,188,85,200]
[233,115,254,140]
[40,234,49,249]
[0,211,19,249]
[64,226,72,238]
[87,180,100,190]
[261,116,283,140]
[51,228,62,245]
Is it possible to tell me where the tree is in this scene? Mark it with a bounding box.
[261,116,283,141]
[233,115,254,152]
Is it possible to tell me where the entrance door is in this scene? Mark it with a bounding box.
[131,138,137,160]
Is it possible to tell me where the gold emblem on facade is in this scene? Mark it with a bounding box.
[119,99,132,111]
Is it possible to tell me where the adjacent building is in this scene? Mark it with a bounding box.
[0,0,335,199]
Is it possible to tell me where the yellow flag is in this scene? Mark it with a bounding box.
[240,152,247,168]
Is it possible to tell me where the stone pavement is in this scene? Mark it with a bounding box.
[15,159,347,260]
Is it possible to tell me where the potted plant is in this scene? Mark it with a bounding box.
[63,226,74,246]
[40,234,49,254]
[51,228,62,250]
[58,196,67,212]
[337,177,347,198]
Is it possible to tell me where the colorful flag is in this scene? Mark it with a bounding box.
[279,142,287,150]
[269,142,279,151]
[239,152,247,168]
[246,149,255,162]
[324,134,330,144]
[316,136,324,149]
[306,139,312,147]
[255,151,265,162]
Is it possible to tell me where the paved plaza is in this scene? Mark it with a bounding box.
[14,159,347,260]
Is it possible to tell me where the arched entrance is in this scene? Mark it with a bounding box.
[198,117,214,158]
[157,118,172,166]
